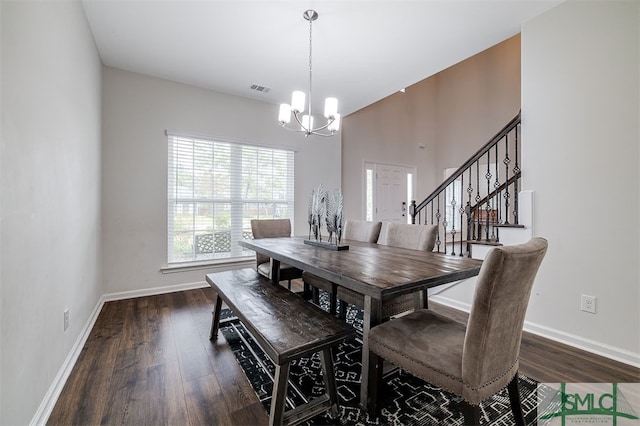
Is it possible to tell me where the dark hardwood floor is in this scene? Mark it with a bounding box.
[48,282,640,425]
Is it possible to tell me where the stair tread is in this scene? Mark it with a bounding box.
[495,223,526,229]
[463,239,503,246]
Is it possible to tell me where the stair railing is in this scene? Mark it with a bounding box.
[409,112,521,257]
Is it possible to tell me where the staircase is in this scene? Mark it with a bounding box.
[409,112,531,260]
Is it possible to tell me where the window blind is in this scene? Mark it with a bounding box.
[167,133,295,264]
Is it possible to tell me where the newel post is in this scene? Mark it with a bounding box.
[409,200,417,224]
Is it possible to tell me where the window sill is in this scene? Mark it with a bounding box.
[160,257,254,274]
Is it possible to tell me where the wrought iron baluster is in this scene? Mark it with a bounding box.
[467,167,473,257]
[435,194,441,252]
[513,124,520,225]
[495,142,500,220]
[492,146,498,241]
[503,132,511,225]
[442,192,448,254]
[459,173,465,256]
[475,159,481,241]
[485,152,492,241]
[430,200,434,227]
[449,182,456,255]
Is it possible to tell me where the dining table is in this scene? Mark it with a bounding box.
[238,236,483,413]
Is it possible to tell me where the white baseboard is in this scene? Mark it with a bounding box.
[430,294,473,312]
[523,322,640,369]
[103,280,209,302]
[431,294,640,369]
[30,297,105,426]
[31,280,210,425]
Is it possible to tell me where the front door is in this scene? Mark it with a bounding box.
[373,163,415,222]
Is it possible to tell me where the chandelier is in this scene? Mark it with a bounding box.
[278,10,340,137]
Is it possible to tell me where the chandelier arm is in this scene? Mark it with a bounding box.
[292,111,336,134]
[307,131,336,137]
[280,122,335,137]
[291,110,309,133]
[279,124,308,134]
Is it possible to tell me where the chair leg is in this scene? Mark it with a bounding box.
[338,300,348,320]
[328,289,337,315]
[462,401,481,425]
[303,281,312,300]
[507,374,526,425]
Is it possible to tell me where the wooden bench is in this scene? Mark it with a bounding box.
[206,268,355,426]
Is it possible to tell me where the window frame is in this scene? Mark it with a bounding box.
[166,131,295,266]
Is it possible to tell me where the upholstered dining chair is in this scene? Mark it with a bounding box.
[336,222,439,319]
[303,219,382,314]
[367,237,548,425]
[250,219,303,289]
[377,221,439,250]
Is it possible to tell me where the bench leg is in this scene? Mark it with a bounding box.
[209,295,223,340]
[320,348,340,419]
[269,363,290,426]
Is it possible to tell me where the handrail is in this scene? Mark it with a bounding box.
[469,172,521,214]
[409,111,522,256]
[415,111,521,212]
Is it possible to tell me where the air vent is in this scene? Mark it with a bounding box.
[250,84,271,94]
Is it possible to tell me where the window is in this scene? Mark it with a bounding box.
[406,172,413,224]
[167,133,294,264]
[365,168,374,221]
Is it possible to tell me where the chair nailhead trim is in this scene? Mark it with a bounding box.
[370,335,520,404]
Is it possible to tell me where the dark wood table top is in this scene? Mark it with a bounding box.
[239,236,482,300]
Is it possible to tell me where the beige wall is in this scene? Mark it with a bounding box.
[341,78,437,219]
[521,0,639,363]
[101,67,341,294]
[342,35,521,219]
[0,1,103,424]
[435,35,521,173]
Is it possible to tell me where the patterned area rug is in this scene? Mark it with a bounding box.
[219,297,539,425]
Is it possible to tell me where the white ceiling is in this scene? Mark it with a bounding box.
[81,0,561,117]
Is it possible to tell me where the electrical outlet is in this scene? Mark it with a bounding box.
[64,309,70,331]
[581,295,596,314]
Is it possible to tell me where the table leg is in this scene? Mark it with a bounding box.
[360,295,382,413]
[209,294,223,340]
[414,289,428,310]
